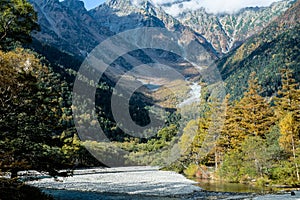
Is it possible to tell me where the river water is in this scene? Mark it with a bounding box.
[41,188,300,200]
[42,189,180,200]
[193,178,265,193]
[193,179,300,200]
[177,83,201,108]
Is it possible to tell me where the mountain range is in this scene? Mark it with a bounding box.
[30,0,295,55]
[28,0,299,100]
[172,0,294,53]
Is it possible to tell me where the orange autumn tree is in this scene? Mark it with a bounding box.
[276,68,300,182]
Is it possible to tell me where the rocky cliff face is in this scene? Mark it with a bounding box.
[30,0,218,60]
[29,0,112,57]
[90,0,217,56]
[167,0,295,53]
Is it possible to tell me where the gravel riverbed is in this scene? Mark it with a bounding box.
[26,166,300,200]
[28,166,200,197]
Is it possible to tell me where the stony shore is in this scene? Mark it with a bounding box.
[25,166,300,200]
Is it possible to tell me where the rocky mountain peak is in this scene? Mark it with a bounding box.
[32,0,62,8]
[174,0,295,53]
[60,0,86,12]
[102,0,158,16]
[105,0,132,8]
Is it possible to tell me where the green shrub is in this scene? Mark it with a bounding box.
[255,176,270,187]
[184,164,199,177]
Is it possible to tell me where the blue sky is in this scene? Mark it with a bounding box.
[82,0,105,10]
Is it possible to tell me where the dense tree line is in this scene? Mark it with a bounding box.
[0,48,97,177]
[0,0,39,49]
[0,0,102,179]
[0,0,173,176]
[176,69,300,186]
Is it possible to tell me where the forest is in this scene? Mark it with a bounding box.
[0,1,300,199]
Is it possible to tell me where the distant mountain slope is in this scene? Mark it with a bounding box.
[29,0,295,61]
[29,0,223,111]
[171,0,295,53]
[218,0,300,98]
[29,0,113,58]
[90,0,218,57]
[30,0,217,61]
[28,0,299,101]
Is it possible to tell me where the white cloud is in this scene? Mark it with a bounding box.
[145,0,282,16]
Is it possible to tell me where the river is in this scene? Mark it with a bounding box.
[25,166,300,200]
[177,83,201,108]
